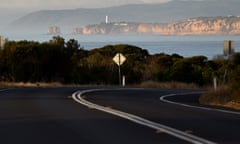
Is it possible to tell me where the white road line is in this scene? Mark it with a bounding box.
[160,92,240,115]
[72,89,216,144]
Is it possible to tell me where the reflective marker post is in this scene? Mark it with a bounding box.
[213,77,217,90]
[122,75,125,87]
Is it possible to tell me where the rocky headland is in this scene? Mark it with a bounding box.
[81,16,240,35]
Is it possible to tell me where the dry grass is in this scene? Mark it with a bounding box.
[200,85,232,104]
[220,101,240,110]
[199,85,240,110]
[140,81,200,89]
[0,82,63,87]
[202,101,240,111]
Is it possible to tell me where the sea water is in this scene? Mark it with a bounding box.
[3,34,240,59]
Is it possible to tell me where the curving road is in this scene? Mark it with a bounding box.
[0,87,239,144]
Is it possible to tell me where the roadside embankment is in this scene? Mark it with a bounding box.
[199,85,240,110]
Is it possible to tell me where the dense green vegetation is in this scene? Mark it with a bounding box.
[0,36,239,92]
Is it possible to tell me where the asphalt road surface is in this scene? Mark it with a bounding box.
[0,87,239,144]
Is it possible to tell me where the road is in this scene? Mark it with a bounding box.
[0,87,239,144]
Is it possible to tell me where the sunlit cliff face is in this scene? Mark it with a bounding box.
[167,17,240,35]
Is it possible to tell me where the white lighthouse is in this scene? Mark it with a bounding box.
[0,35,5,49]
[105,15,109,24]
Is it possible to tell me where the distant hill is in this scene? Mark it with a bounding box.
[5,0,240,34]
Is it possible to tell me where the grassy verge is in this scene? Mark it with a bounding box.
[140,81,200,89]
[0,81,201,89]
[0,82,63,87]
[199,85,240,110]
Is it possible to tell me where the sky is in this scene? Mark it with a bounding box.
[0,0,172,10]
[0,0,171,27]
[0,0,210,29]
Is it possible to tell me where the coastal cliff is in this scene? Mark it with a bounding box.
[81,16,240,35]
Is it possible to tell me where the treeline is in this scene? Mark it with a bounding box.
[0,36,239,89]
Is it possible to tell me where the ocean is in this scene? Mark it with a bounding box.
[3,34,240,60]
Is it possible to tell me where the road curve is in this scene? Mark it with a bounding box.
[72,89,215,144]
[74,88,240,144]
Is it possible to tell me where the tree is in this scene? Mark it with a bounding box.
[66,39,80,50]
[49,36,65,49]
[170,59,193,83]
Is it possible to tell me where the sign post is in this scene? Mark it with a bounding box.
[113,53,126,86]
[223,40,235,84]
[224,40,235,58]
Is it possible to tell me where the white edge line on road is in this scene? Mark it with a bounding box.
[160,92,240,115]
[72,89,216,144]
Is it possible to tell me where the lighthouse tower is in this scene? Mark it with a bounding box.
[105,15,109,24]
[0,36,5,49]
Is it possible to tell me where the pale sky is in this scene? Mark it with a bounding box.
[0,0,172,9]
